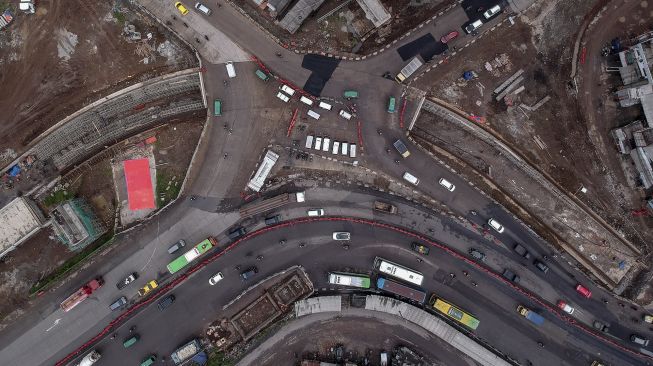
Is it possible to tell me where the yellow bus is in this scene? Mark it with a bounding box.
[430,295,480,330]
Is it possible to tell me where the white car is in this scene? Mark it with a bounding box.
[487,218,504,233]
[339,110,352,120]
[403,172,420,185]
[307,209,325,216]
[332,232,351,240]
[465,19,483,34]
[279,84,295,96]
[557,300,575,315]
[209,272,224,285]
[483,5,501,19]
[438,178,455,192]
[276,92,290,103]
[195,2,212,15]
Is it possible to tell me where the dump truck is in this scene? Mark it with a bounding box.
[374,201,398,214]
[61,278,104,312]
[77,350,101,366]
[517,305,544,325]
[0,9,14,29]
[171,338,202,364]
[239,191,305,218]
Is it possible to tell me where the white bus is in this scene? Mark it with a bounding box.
[373,257,424,286]
[328,272,371,289]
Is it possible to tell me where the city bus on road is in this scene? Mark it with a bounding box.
[328,272,371,289]
[373,257,424,286]
[376,277,426,304]
[167,237,217,274]
[429,295,480,330]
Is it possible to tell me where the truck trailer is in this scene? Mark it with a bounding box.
[517,305,544,325]
[61,278,104,312]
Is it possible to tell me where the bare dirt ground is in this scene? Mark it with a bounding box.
[413,0,653,294]
[0,0,196,161]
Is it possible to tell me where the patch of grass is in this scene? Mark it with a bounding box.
[206,351,234,366]
[29,231,115,296]
[42,190,74,207]
[156,172,181,208]
[113,11,126,24]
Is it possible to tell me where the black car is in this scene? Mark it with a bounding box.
[533,259,549,273]
[157,294,175,311]
[116,272,138,290]
[502,269,520,283]
[264,215,281,226]
[513,244,531,260]
[240,266,258,280]
[228,227,247,240]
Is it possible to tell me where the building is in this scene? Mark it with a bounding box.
[615,33,653,124]
[278,0,325,34]
[0,197,47,258]
[51,198,106,251]
[355,0,390,28]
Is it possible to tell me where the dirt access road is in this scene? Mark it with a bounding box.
[0,0,195,164]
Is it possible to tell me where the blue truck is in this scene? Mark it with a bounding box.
[517,305,544,325]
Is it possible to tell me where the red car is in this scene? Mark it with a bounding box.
[575,284,592,298]
[440,31,459,44]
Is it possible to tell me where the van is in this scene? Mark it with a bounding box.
[387,96,396,113]
[109,296,128,311]
[403,172,419,185]
[167,239,186,254]
[157,294,175,311]
[465,19,483,34]
[123,335,139,348]
[255,69,269,81]
[332,141,340,154]
[631,334,650,346]
[341,142,349,156]
[276,92,290,103]
[307,208,325,216]
[343,90,358,99]
[322,138,330,152]
[300,95,314,106]
[307,110,320,120]
[349,144,357,158]
[279,84,295,96]
[225,61,236,78]
[140,355,157,366]
[228,226,247,240]
[194,2,212,15]
[305,135,314,149]
[213,99,222,116]
[314,137,322,150]
[318,101,333,111]
[339,110,352,120]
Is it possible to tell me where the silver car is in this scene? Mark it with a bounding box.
[194,2,212,15]
[332,232,351,240]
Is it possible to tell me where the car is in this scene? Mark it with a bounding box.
[411,242,430,255]
[502,269,520,283]
[332,232,351,240]
[483,4,501,19]
[630,334,650,346]
[157,294,175,311]
[575,283,592,298]
[468,248,486,261]
[228,227,247,240]
[557,300,575,314]
[279,84,295,96]
[533,259,549,273]
[438,178,455,192]
[138,280,158,297]
[194,2,212,15]
[644,314,653,323]
[339,109,352,120]
[109,296,128,311]
[116,272,138,290]
[487,218,504,233]
[512,243,531,259]
[591,361,606,366]
[464,19,483,34]
[403,172,420,185]
[168,239,186,254]
[209,272,224,285]
[264,214,281,225]
[440,30,459,44]
[240,266,258,280]
[307,208,325,216]
[593,320,609,332]
[276,92,290,103]
[174,2,189,15]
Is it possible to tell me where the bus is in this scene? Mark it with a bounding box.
[429,295,480,330]
[376,277,426,304]
[387,96,396,113]
[328,272,371,289]
[167,237,217,274]
[373,257,424,286]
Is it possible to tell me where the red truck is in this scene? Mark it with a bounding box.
[60,278,104,312]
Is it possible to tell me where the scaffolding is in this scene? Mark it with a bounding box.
[51,198,107,251]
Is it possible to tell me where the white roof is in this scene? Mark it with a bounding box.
[0,197,45,257]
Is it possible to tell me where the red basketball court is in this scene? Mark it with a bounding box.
[123,159,155,210]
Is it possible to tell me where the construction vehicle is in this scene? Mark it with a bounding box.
[517,305,544,325]
[374,201,398,214]
[60,278,104,312]
[171,338,202,364]
[77,350,101,366]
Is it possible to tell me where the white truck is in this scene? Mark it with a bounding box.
[78,350,101,366]
[395,57,424,83]
[171,339,201,364]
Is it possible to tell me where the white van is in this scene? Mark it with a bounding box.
[349,144,357,158]
[300,96,314,106]
[305,135,314,149]
[403,172,420,185]
[276,92,290,103]
[307,110,321,120]
[314,137,322,150]
[339,110,352,120]
[225,61,236,78]
[465,19,483,34]
[341,142,349,155]
[280,84,295,96]
[322,138,330,152]
[318,101,333,111]
[332,141,340,154]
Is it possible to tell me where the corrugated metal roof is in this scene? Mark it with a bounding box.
[0,197,45,256]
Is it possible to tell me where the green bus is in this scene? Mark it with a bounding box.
[255,69,269,81]
[387,96,396,113]
[343,90,358,99]
[327,272,371,288]
[214,99,222,116]
[166,237,217,274]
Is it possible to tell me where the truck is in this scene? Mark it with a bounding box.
[61,278,104,312]
[171,338,202,364]
[0,9,14,30]
[238,191,305,218]
[393,139,410,158]
[77,350,101,366]
[395,57,424,83]
[374,201,398,214]
[517,305,544,325]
